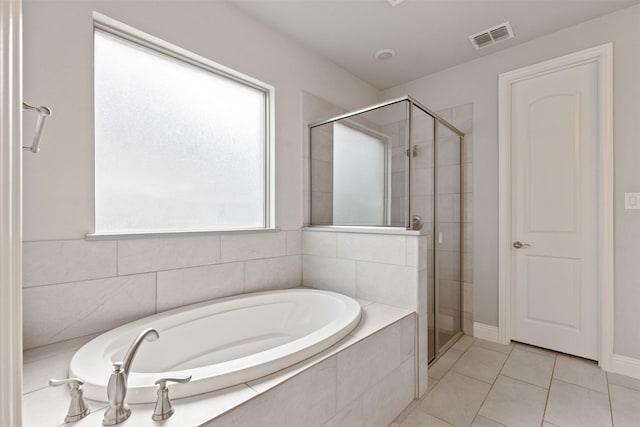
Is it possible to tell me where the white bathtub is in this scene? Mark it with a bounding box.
[69,289,361,403]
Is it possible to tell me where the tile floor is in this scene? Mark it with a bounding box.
[390,335,640,427]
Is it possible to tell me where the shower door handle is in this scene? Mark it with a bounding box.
[513,241,531,249]
[412,215,424,231]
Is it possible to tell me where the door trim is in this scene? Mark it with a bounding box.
[498,43,614,369]
[0,0,24,425]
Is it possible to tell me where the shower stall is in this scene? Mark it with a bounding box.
[308,96,465,363]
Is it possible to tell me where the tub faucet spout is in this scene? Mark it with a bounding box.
[122,328,159,375]
[103,328,159,426]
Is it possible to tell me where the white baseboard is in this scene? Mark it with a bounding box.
[473,322,499,342]
[610,354,640,380]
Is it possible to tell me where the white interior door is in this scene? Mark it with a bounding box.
[510,58,599,360]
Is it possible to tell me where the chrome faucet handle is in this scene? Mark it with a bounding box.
[49,377,91,423]
[152,376,192,421]
[103,361,130,425]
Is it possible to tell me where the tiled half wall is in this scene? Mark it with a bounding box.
[301,229,429,395]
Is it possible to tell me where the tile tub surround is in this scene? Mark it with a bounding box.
[22,301,415,427]
[22,230,302,349]
[394,338,640,427]
[302,228,431,396]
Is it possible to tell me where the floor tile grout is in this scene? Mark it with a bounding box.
[541,352,558,425]
[396,336,634,427]
[605,371,615,427]
[499,372,550,391]
[511,344,557,359]
[551,377,610,396]
[416,405,456,427]
[469,340,513,426]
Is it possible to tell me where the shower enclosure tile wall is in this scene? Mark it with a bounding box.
[306,93,410,228]
[383,119,407,227]
[309,125,334,224]
[436,104,474,335]
[410,106,435,231]
[302,91,348,226]
[22,230,302,349]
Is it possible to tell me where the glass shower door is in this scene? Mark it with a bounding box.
[435,120,463,353]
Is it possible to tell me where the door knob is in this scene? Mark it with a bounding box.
[513,241,531,249]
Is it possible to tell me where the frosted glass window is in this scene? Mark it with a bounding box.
[94,29,269,233]
[333,123,386,225]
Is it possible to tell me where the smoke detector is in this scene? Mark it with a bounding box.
[387,0,406,6]
[469,22,515,50]
[374,49,396,61]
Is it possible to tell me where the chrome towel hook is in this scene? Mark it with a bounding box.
[22,101,52,153]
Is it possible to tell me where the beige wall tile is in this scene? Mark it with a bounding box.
[220,232,286,263]
[24,239,116,286]
[24,273,156,348]
[118,235,220,275]
[156,262,244,311]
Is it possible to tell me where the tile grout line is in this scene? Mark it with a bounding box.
[513,343,557,357]
[284,230,288,255]
[115,240,119,276]
[605,371,615,427]
[552,376,612,395]
[541,355,558,425]
[333,350,340,423]
[409,338,473,425]
[26,255,294,289]
[499,372,552,392]
[468,341,514,426]
[432,348,465,380]
[242,261,247,293]
[154,272,158,314]
[444,347,510,386]
[429,339,624,427]
[422,408,456,427]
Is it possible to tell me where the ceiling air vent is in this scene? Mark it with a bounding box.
[469,22,514,50]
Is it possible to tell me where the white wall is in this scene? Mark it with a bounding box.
[21,0,378,349]
[382,5,640,358]
[22,0,378,241]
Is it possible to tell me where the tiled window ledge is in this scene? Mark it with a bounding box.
[303,225,427,236]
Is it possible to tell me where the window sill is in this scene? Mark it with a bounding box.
[85,227,280,241]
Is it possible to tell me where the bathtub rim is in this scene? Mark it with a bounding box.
[69,287,362,403]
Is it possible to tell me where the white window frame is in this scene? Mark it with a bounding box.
[88,12,275,239]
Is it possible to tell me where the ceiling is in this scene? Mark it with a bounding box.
[230,0,638,89]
